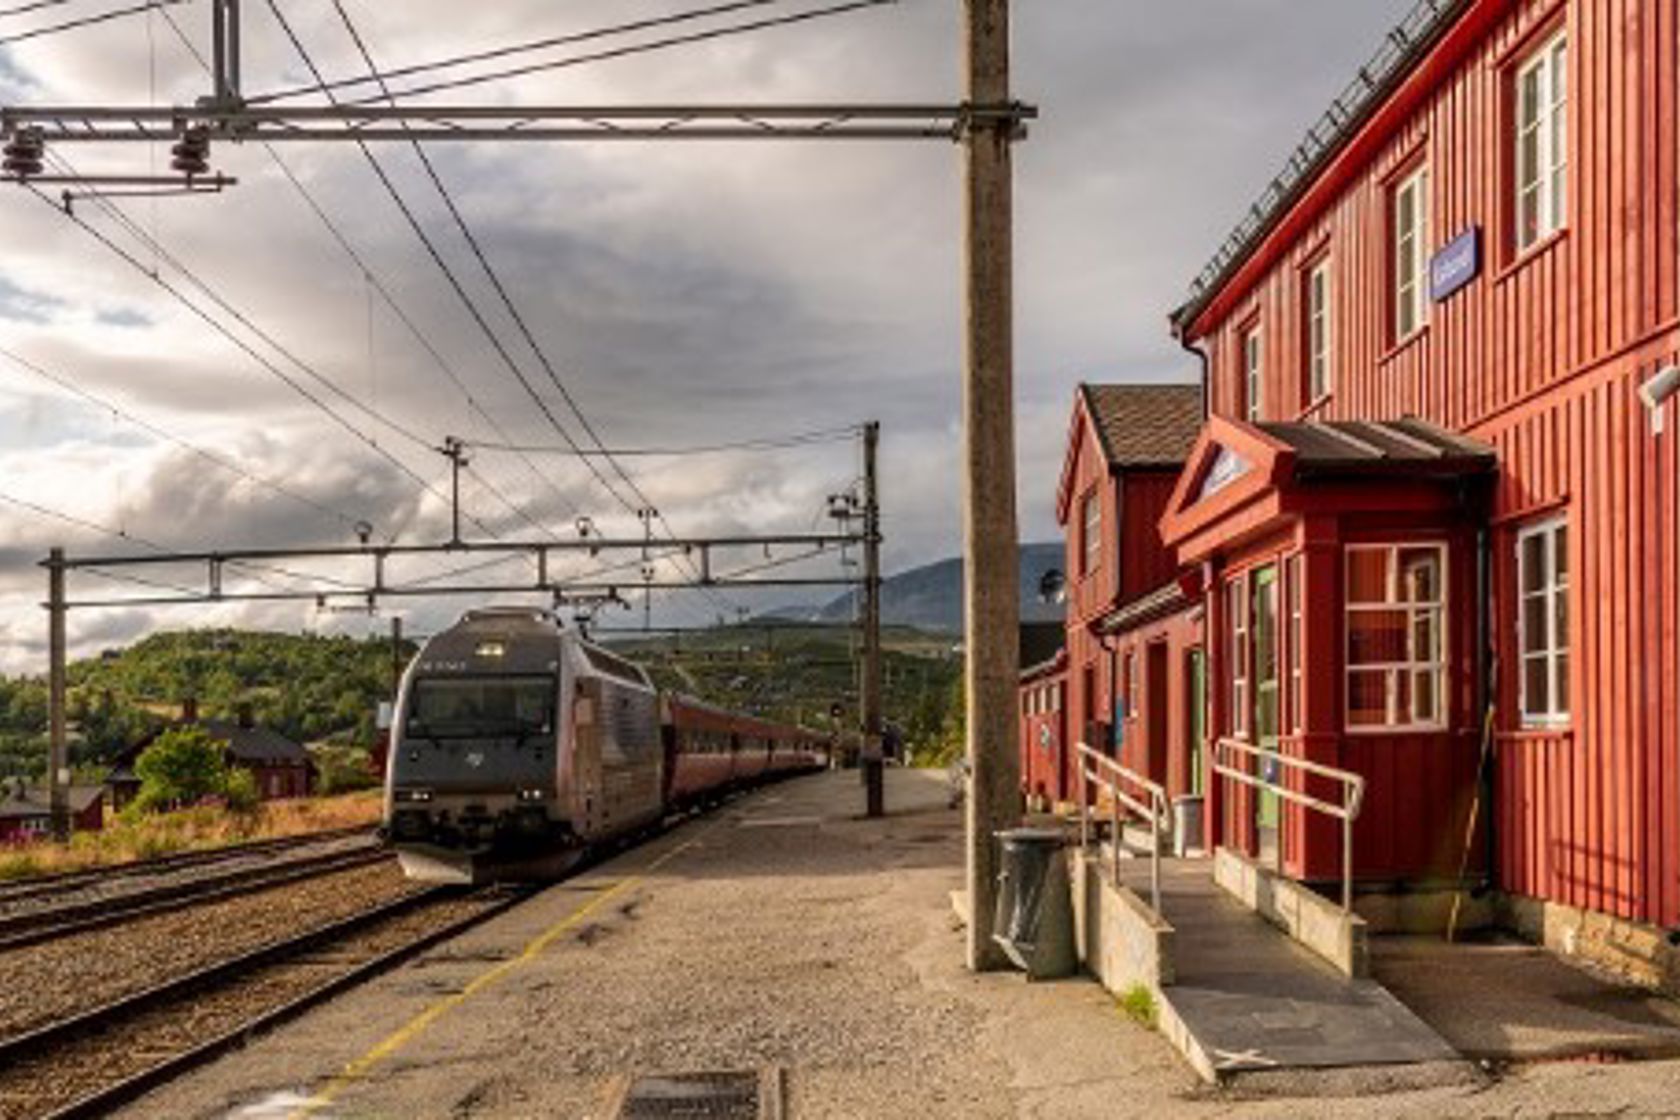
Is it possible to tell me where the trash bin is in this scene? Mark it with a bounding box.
[992,827,1076,979]
[1172,794,1204,857]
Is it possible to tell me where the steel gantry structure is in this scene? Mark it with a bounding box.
[9,0,1027,970]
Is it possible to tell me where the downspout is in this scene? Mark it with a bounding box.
[1174,314,1212,419]
[1475,517,1496,896]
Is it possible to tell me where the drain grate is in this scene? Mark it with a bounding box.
[618,1070,762,1119]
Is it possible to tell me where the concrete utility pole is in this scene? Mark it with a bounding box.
[46,547,68,842]
[962,0,1022,972]
[861,421,884,818]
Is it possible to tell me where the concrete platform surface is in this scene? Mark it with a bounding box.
[108,769,1680,1119]
[1373,933,1680,1063]
[1119,858,1462,1080]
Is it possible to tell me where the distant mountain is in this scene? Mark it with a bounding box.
[794,542,1064,634]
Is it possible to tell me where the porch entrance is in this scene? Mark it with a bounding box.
[1252,564,1281,870]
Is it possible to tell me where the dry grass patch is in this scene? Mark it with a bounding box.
[0,790,382,880]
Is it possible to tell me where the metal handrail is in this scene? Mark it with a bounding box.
[1212,737,1366,911]
[1075,742,1168,915]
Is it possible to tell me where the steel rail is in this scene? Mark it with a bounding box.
[0,845,389,952]
[1074,742,1168,915]
[1211,737,1366,912]
[0,884,530,1120]
[0,825,373,902]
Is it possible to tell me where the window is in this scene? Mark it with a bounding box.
[1517,517,1569,724]
[1081,488,1101,576]
[1228,576,1249,738]
[1516,30,1568,252]
[1345,544,1447,730]
[1286,554,1304,733]
[1306,260,1332,401]
[1243,327,1263,421]
[1393,166,1430,340]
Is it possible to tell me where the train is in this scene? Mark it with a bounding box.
[380,607,831,883]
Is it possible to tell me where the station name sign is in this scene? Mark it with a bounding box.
[1430,226,1481,302]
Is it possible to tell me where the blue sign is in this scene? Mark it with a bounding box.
[1431,226,1481,302]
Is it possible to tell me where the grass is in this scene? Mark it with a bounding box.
[0,789,383,881]
[1118,982,1158,1029]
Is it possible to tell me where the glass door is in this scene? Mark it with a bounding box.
[1252,565,1281,870]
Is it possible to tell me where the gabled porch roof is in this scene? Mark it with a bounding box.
[1159,415,1496,564]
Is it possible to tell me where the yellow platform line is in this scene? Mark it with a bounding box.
[287,831,708,1119]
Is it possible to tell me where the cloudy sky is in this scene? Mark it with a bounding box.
[0,0,1415,670]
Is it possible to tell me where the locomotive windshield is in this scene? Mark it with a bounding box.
[407,676,556,738]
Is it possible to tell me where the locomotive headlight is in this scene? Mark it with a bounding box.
[517,788,546,802]
[475,641,506,659]
[394,787,434,803]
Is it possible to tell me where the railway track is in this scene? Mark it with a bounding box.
[0,835,386,952]
[0,825,374,904]
[0,883,530,1120]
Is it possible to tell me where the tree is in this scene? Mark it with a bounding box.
[130,725,254,814]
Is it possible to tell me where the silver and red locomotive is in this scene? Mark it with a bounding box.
[382,608,827,882]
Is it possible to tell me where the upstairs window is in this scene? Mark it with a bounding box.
[1517,518,1569,724]
[1393,166,1430,341]
[1346,543,1447,730]
[1516,31,1568,252]
[1243,327,1263,422]
[1306,260,1332,402]
[1080,488,1101,576]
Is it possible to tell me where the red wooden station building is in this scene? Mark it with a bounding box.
[1024,0,1679,954]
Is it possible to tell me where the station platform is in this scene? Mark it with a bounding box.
[112,769,1680,1119]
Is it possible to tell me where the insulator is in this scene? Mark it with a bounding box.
[170,128,210,176]
[2,128,44,178]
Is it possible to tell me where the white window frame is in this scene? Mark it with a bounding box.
[1307,259,1333,402]
[1393,166,1431,341]
[1228,576,1249,738]
[1286,553,1305,734]
[1344,543,1449,732]
[1515,30,1568,253]
[1516,516,1570,726]
[1081,488,1101,577]
[1243,327,1263,422]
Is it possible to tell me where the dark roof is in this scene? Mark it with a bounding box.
[199,720,310,765]
[0,785,103,819]
[1080,383,1204,469]
[1257,418,1496,479]
[1097,582,1192,637]
[1175,0,1469,328]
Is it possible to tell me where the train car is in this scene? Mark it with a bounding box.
[383,607,662,883]
[384,608,831,883]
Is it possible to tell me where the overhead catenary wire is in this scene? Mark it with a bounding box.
[247,0,790,105]
[0,0,187,47]
[150,7,581,548]
[0,342,371,540]
[268,0,716,627]
[322,0,761,628]
[315,0,899,107]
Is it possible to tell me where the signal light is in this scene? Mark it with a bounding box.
[170,127,210,176]
[2,128,44,178]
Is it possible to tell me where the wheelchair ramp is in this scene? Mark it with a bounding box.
[1118,858,1467,1085]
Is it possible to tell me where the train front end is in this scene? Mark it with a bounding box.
[383,609,574,884]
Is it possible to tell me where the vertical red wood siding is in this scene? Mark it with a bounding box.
[1191,0,1680,924]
